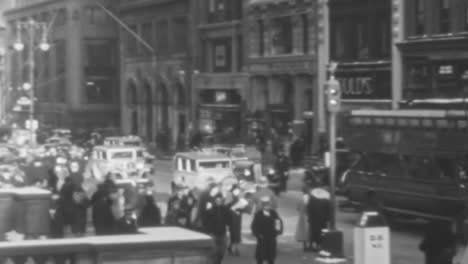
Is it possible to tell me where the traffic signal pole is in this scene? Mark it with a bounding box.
[315,63,346,262]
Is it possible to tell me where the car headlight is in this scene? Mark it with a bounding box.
[244,169,251,177]
[268,168,275,174]
[33,161,42,167]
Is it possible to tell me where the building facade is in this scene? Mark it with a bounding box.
[245,0,319,151]
[5,0,120,130]
[192,0,246,143]
[397,0,468,102]
[119,0,194,151]
[329,0,392,111]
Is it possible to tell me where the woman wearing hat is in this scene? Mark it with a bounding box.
[251,196,283,264]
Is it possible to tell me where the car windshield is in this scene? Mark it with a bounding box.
[111,151,134,159]
[124,141,141,147]
[199,161,230,169]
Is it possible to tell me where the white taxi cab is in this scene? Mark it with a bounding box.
[172,150,237,192]
[84,145,153,182]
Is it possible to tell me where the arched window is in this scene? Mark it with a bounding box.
[176,83,185,107]
[144,81,153,139]
[127,80,137,106]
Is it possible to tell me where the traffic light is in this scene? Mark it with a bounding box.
[327,77,341,112]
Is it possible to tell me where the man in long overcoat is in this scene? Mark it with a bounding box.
[251,197,283,264]
[202,193,231,264]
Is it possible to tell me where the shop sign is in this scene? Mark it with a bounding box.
[336,71,391,100]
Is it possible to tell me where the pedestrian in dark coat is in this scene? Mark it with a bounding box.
[251,196,283,264]
[274,151,290,192]
[419,219,456,264]
[56,177,90,237]
[307,187,331,251]
[114,208,138,234]
[91,180,116,235]
[138,193,161,227]
[227,185,249,256]
[202,193,231,264]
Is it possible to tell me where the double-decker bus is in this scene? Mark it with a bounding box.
[340,108,468,230]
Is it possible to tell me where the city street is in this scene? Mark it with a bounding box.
[151,159,424,264]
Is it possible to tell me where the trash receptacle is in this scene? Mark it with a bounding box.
[353,211,390,264]
[0,189,15,240]
[14,187,51,238]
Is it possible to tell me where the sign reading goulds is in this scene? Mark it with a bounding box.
[336,70,391,100]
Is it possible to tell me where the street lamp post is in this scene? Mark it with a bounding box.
[13,18,50,146]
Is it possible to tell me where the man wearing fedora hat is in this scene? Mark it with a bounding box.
[251,196,283,264]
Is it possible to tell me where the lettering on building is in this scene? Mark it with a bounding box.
[338,77,374,96]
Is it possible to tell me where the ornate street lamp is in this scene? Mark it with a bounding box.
[13,18,50,146]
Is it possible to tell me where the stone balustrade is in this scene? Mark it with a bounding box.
[0,227,215,264]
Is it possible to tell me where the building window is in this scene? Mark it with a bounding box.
[439,0,450,33]
[415,0,425,35]
[258,19,264,56]
[84,6,108,25]
[141,22,153,55]
[55,8,67,25]
[126,25,138,57]
[85,77,113,104]
[331,20,346,60]
[156,20,169,55]
[208,0,228,23]
[55,39,67,103]
[376,16,390,58]
[356,21,369,59]
[212,38,232,72]
[302,14,309,54]
[465,7,468,30]
[84,39,115,68]
[271,16,293,55]
[173,17,188,53]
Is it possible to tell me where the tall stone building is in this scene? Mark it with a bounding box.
[5,0,120,129]
[329,0,392,111]
[245,0,319,151]
[191,0,246,143]
[119,0,194,150]
[396,0,468,103]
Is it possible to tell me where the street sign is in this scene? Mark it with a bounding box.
[25,119,39,131]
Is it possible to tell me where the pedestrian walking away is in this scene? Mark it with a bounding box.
[251,196,284,264]
[419,219,456,264]
[295,191,311,251]
[307,187,331,251]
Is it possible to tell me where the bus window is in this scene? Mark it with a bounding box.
[407,157,443,180]
[186,159,192,172]
[191,159,196,172]
[176,157,183,171]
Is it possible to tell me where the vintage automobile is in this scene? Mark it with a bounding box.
[232,160,261,193]
[171,150,237,193]
[84,145,153,182]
